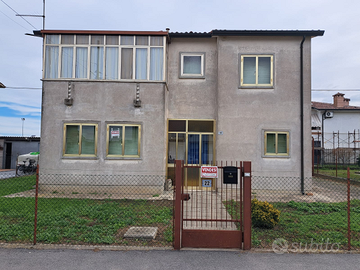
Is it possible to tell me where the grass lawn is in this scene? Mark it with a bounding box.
[0,197,173,246]
[315,168,360,181]
[0,175,173,246]
[0,174,36,196]
[225,200,360,250]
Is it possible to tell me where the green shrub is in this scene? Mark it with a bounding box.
[251,198,280,229]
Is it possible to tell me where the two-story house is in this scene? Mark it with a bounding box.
[34,29,324,194]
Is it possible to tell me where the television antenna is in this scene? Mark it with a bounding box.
[16,0,45,30]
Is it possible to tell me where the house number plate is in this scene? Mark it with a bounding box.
[202,179,212,187]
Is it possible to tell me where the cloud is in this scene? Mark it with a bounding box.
[0,116,41,136]
[0,102,41,116]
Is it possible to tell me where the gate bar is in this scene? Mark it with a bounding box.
[243,161,252,250]
[174,160,183,250]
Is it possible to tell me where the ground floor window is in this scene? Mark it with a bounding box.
[63,123,98,156]
[264,131,289,156]
[106,124,141,157]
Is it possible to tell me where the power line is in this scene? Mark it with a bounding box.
[2,87,42,90]
[0,9,31,31]
[1,0,37,29]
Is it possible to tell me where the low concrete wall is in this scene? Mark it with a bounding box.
[39,174,166,195]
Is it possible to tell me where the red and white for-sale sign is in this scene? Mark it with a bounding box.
[201,166,218,178]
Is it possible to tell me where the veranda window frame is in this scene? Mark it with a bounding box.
[43,34,166,82]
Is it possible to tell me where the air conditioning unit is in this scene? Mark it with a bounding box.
[325,111,334,118]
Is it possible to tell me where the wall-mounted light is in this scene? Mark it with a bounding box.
[64,82,73,106]
[133,83,141,107]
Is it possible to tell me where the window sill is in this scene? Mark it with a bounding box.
[105,157,141,160]
[179,75,205,79]
[42,78,166,83]
[62,156,98,160]
[239,86,274,89]
[262,155,290,159]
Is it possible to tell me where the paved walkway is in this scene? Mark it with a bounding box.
[183,190,237,230]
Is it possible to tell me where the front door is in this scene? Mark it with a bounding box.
[167,119,215,188]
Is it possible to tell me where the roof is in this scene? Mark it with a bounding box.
[169,29,324,38]
[34,30,169,37]
[312,101,360,110]
[0,136,40,141]
[33,29,325,39]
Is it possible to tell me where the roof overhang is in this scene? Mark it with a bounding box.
[211,29,324,37]
[169,29,324,38]
[33,30,169,38]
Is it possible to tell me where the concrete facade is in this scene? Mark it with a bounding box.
[38,29,323,193]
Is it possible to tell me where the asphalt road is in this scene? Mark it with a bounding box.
[0,248,358,270]
[0,170,16,179]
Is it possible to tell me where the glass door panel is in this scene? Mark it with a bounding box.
[186,167,200,187]
[178,134,186,161]
[201,134,213,165]
[188,134,199,165]
[168,133,176,163]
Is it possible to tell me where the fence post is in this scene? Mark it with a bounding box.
[312,138,314,176]
[347,167,351,251]
[243,161,251,250]
[33,164,39,245]
[174,160,183,250]
[336,151,338,178]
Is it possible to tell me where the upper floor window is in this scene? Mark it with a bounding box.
[240,55,273,87]
[180,53,205,78]
[44,34,165,81]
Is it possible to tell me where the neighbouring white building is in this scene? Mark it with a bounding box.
[312,92,360,164]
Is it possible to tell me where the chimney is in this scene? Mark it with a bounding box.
[333,92,350,107]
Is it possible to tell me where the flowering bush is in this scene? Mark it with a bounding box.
[251,198,280,229]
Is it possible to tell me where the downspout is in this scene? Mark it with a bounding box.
[300,35,306,195]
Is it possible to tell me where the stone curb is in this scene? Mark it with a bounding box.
[1,243,359,254]
[0,243,173,251]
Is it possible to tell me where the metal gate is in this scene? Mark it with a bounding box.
[174,160,252,250]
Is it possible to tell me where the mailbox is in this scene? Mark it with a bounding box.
[223,166,238,184]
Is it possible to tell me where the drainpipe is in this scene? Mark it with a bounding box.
[300,35,306,195]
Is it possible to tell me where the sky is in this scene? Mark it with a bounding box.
[0,0,359,137]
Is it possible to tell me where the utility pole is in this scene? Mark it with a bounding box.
[21,118,25,136]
